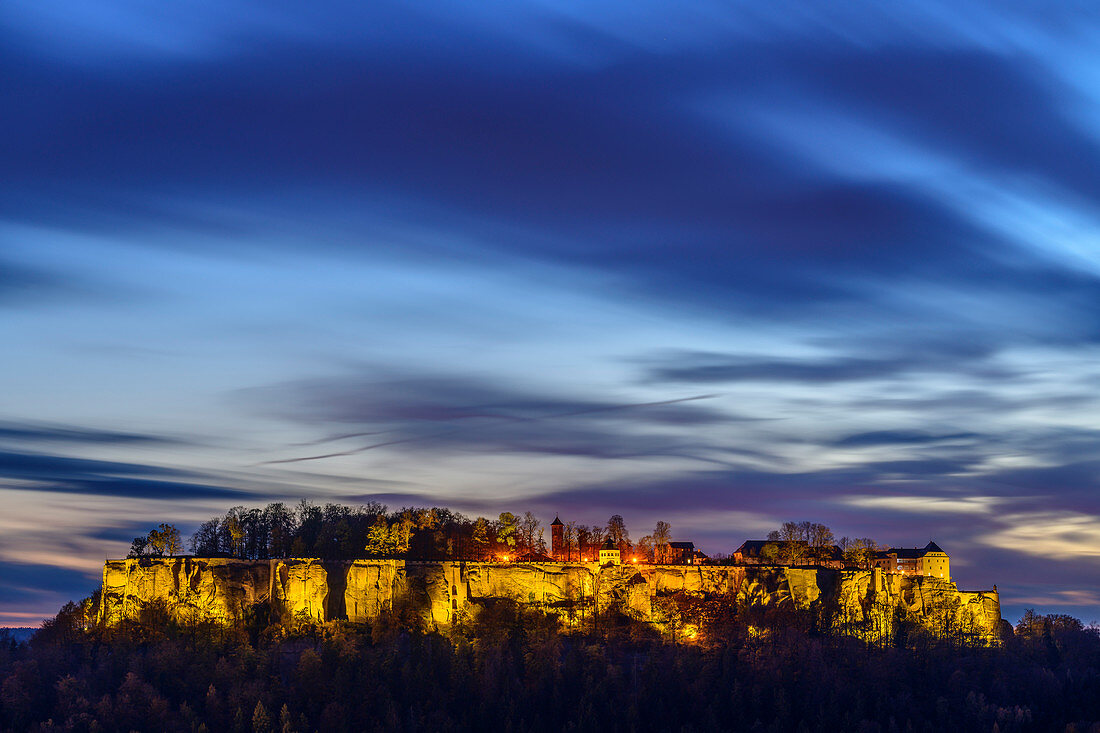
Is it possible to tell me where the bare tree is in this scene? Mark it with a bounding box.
[607,515,630,554]
[652,520,672,563]
[189,518,221,556]
[808,522,834,548]
[519,512,541,553]
[564,520,578,561]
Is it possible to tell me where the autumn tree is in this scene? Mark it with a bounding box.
[472,517,491,558]
[390,512,416,555]
[225,512,246,558]
[496,512,518,552]
[143,524,181,556]
[365,516,396,556]
[160,524,182,556]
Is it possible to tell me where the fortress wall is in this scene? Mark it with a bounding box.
[100,559,1002,642]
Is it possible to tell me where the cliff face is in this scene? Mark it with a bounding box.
[100,559,1001,642]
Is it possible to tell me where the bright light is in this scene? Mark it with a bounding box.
[632,557,637,563]
[502,555,509,562]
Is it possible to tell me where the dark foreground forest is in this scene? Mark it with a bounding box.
[1,600,1098,733]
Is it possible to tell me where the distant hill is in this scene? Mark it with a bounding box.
[0,627,36,643]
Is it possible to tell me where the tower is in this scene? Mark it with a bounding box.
[550,516,564,561]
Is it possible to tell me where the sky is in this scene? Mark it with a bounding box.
[3,1,1100,626]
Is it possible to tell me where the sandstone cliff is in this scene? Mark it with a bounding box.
[100,558,1001,643]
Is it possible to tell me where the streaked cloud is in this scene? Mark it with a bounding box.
[839,495,1000,515]
[1009,590,1100,608]
[3,0,1100,623]
[980,512,1100,559]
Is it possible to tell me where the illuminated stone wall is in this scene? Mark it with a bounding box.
[99,558,1002,642]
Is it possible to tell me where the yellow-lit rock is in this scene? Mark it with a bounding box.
[273,560,328,624]
[99,559,1002,643]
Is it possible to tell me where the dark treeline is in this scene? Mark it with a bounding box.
[3,600,1100,732]
[127,502,650,562]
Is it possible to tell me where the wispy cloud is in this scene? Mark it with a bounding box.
[0,419,186,446]
[980,512,1100,559]
[0,449,250,500]
[244,372,737,465]
[839,495,1000,515]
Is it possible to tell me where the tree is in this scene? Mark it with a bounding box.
[842,538,878,569]
[807,523,834,549]
[564,521,578,562]
[364,516,394,556]
[778,522,804,564]
[652,521,672,564]
[577,525,602,561]
[225,513,245,558]
[497,512,518,551]
[264,503,295,558]
[519,512,541,553]
[391,513,416,555]
[1016,609,1045,639]
[128,535,149,558]
[606,515,630,554]
[147,527,166,556]
[189,518,221,556]
[472,517,491,558]
[145,525,180,556]
[159,524,182,556]
[252,701,272,733]
[295,500,323,556]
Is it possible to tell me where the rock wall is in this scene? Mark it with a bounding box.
[100,559,1002,642]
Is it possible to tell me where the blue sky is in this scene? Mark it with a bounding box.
[3,0,1100,624]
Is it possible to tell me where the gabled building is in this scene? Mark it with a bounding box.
[732,539,843,568]
[733,539,784,565]
[874,541,950,580]
[668,541,696,565]
[598,536,621,566]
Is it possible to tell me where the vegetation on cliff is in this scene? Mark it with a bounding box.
[125,500,885,570]
[126,502,660,562]
[2,599,1099,732]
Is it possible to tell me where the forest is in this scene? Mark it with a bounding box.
[125,500,889,568]
[1,595,1098,732]
[127,501,681,563]
[11,501,1091,731]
